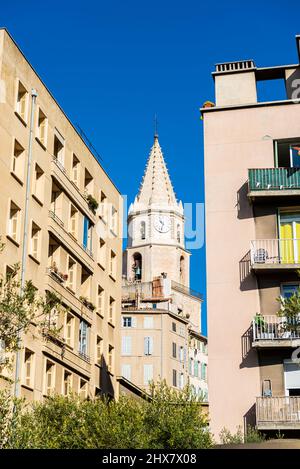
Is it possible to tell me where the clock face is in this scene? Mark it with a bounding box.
[154,215,171,233]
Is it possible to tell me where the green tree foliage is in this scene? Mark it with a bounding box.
[1,383,212,449]
[0,240,63,371]
[277,288,300,336]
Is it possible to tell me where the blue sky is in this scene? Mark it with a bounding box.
[2,0,300,334]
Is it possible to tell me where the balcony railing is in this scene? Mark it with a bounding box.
[256,397,300,428]
[249,168,300,192]
[252,315,300,342]
[49,210,64,227]
[250,239,300,265]
[171,281,203,300]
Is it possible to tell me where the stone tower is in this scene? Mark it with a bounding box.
[124,135,190,286]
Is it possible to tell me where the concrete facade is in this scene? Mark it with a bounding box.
[203,37,300,439]
[0,29,123,400]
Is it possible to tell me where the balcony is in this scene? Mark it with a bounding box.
[252,315,300,348]
[248,168,300,200]
[256,397,300,430]
[250,239,300,271]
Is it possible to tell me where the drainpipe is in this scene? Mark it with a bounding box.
[13,88,38,399]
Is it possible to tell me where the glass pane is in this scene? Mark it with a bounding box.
[290,144,300,168]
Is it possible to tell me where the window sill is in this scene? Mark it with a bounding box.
[109,274,116,282]
[10,171,24,186]
[99,216,107,225]
[29,254,40,265]
[35,136,47,151]
[96,311,104,319]
[6,234,20,247]
[32,193,43,206]
[108,321,115,328]
[15,110,27,127]
[110,229,117,237]
[95,362,103,369]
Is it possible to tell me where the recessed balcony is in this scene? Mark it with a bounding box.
[256,396,300,430]
[252,315,300,348]
[250,239,300,271]
[248,168,300,199]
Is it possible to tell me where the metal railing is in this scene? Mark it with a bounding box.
[249,168,300,191]
[171,281,203,300]
[78,350,90,363]
[250,239,300,265]
[257,397,300,425]
[252,315,300,341]
[52,156,66,174]
[49,210,64,227]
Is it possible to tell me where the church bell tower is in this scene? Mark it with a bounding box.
[124,134,190,286]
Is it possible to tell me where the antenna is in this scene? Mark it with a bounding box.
[76,123,103,161]
[154,114,158,139]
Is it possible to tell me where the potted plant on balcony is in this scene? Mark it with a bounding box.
[277,288,300,339]
[86,194,99,214]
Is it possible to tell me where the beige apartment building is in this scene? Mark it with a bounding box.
[0,29,123,400]
[203,35,300,439]
[121,136,204,391]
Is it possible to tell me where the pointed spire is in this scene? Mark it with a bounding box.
[134,136,180,210]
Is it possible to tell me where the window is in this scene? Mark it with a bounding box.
[16,80,28,122]
[108,344,114,373]
[179,346,184,362]
[172,342,177,358]
[99,191,107,220]
[8,201,21,243]
[180,256,185,284]
[23,349,34,388]
[45,360,55,396]
[12,139,25,182]
[98,238,106,268]
[144,364,153,385]
[281,284,299,299]
[109,297,115,324]
[122,364,131,381]
[83,216,92,251]
[79,320,89,358]
[64,312,74,348]
[201,363,207,381]
[84,168,93,195]
[172,369,177,387]
[194,360,199,378]
[110,250,116,278]
[144,336,153,356]
[67,256,76,292]
[179,325,185,337]
[69,205,78,239]
[111,206,118,234]
[144,316,153,329]
[30,222,41,260]
[97,285,104,316]
[276,140,300,168]
[79,378,88,398]
[140,221,146,240]
[172,322,176,332]
[96,336,103,365]
[123,316,133,328]
[179,373,184,390]
[63,370,73,395]
[32,164,44,203]
[53,131,65,165]
[133,252,142,280]
[121,336,132,355]
[71,154,80,187]
[37,108,47,147]
[189,357,193,375]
